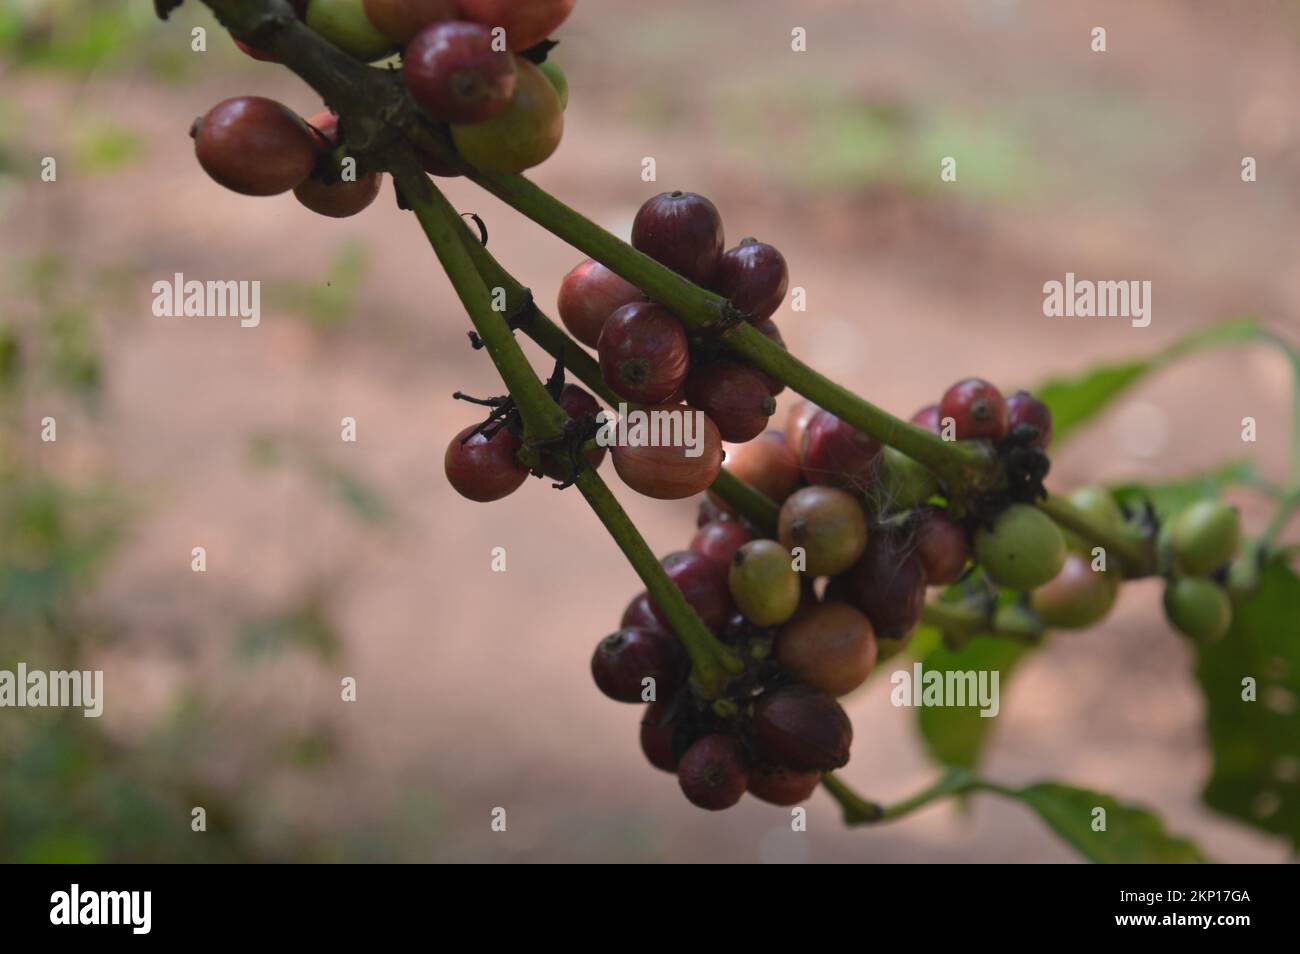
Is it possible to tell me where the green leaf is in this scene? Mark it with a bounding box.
[1196,555,1300,851]
[1109,459,1257,521]
[1010,782,1212,863]
[1036,317,1264,446]
[913,634,1032,769]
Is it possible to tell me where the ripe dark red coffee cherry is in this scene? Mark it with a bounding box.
[192,97,318,196]
[913,508,969,586]
[590,626,681,703]
[556,259,643,348]
[711,238,788,322]
[912,403,941,435]
[683,360,776,443]
[597,301,690,404]
[444,423,528,502]
[939,378,1009,441]
[840,528,927,639]
[457,0,576,51]
[640,702,681,773]
[709,431,800,511]
[403,21,518,124]
[751,318,787,395]
[539,384,606,480]
[362,0,455,44]
[293,111,383,218]
[677,735,748,810]
[1005,389,1053,450]
[748,764,822,806]
[752,685,852,772]
[649,550,734,632]
[631,191,725,285]
[690,519,753,567]
[621,591,668,634]
[800,410,882,491]
[611,404,723,499]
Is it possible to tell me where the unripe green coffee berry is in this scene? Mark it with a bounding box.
[777,486,868,578]
[1168,500,1241,576]
[1031,553,1119,629]
[876,446,939,512]
[307,0,393,61]
[729,539,801,627]
[1063,485,1124,553]
[538,59,568,109]
[1163,576,1232,641]
[974,504,1067,591]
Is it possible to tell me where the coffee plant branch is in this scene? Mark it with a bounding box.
[184,0,1154,572]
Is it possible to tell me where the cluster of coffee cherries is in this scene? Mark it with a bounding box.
[190,0,574,210]
[588,377,1069,811]
[444,188,789,503]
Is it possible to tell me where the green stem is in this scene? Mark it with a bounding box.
[822,766,983,826]
[406,175,739,697]
[1036,492,1151,575]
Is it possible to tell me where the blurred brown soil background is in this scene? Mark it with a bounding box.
[3,0,1298,861]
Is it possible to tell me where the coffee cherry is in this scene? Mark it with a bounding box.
[752,685,852,772]
[404,21,517,124]
[556,259,641,348]
[751,318,787,395]
[691,519,753,567]
[538,384,606,480]
[1163,577,1232,642]
[778,486,868,577]
[1063,485,1126,554]
[457,0,576,51]
[728,540,801,627]
[677,735,748,810]
[939,378,1009,441]
[800,410,882,491]
[233,36,280,61]
[192,97,318,196]
[444,423,527,502]
[839,528,926,640]
[913,507,969,585]
[1032,553,1118,629]
[876,446,940,513]
[776,601,876,697]
[1169,500,1241,576]
[451,57,563,172]
[711,238,788,322]
[307,0,393,60]
[598,301,690,404]
[538,59,568,109]
[650,550,734,631]
[785,399,822,458]
[747,764,821,806]
[362,0,454,43]
[293,111,383,218]
[611,404,723,499]
[684,361,775,443]
[709,431,801,510]
[591,626,682,703]
[912,403,942,435]
[640,702,681,773]
[974,504,1067,591]
[621,591,667,633]
[631,191,725,285]
[1005,389,1053,450]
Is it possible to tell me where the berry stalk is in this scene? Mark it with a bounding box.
[407,176,740,697]
[821,766,985,826]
